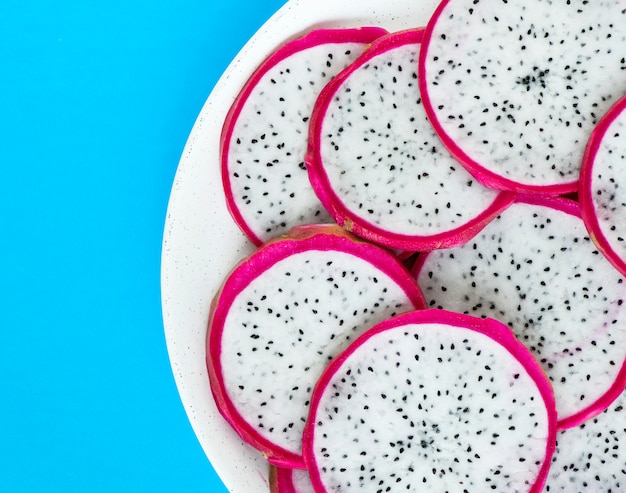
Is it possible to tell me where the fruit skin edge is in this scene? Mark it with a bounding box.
[301,309,558,493]
[417,0,578,195]
[206,224,426,468]
[305,27,516,252]
[220,27,389,246]
[579,95,626,280]
[269,465,302,493]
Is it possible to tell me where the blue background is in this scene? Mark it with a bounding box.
[1,0,284,491]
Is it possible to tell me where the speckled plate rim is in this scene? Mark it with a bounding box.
[160,1,439,490]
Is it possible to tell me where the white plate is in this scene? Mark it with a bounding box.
[161,0,438,490]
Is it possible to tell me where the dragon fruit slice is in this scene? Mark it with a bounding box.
[207,224,425,467]
[414,194,626,429]
[543,387,626,492]
[303,309,557,493]
[221,27,387,245]
[580,95,626,278]
[270,466,314,493]
[305,28,514,251]
[419,0,626,193]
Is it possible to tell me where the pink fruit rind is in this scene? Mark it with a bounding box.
[269,466,297,493]
[417,0,578,195]
[412,193,626,430]
[305,27,516,251]
[579,95,626,278]
[302,309,557,493]
[220,27,388,246]
[206,224,426,468]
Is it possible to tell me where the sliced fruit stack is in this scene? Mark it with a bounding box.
[207,224,425,467]
[221,27,388,245]
[208,1,626,491]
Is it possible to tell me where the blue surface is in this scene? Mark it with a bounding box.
[0,0,284,491]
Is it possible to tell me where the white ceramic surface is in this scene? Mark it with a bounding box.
[161,1,438,490]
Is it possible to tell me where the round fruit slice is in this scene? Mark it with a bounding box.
[414,194,626,429]
[303,309,556,493]
[580,95,626,278]
[306,28,513,251]
[221,27,387,245]
[207,224,424,467]
[419,0,626,193]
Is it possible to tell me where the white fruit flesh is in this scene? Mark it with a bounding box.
[291,469,314,493]
[305,312,554,492]
[416,198,626,427]
[420,0,626,191]
[225,41,371,243]
[310,29,507,249]
[220,249,417,457]
[544,389,626,492]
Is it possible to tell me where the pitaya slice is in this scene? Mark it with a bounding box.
[270,465,315,493]
[418,0,626,193]
[414,194,626,429]
[543,387,626,492]
[305,27,514,251]
[580,95,626,278]
[221,27,388,245]
[303,309,557,493]
[207,224,425,467]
